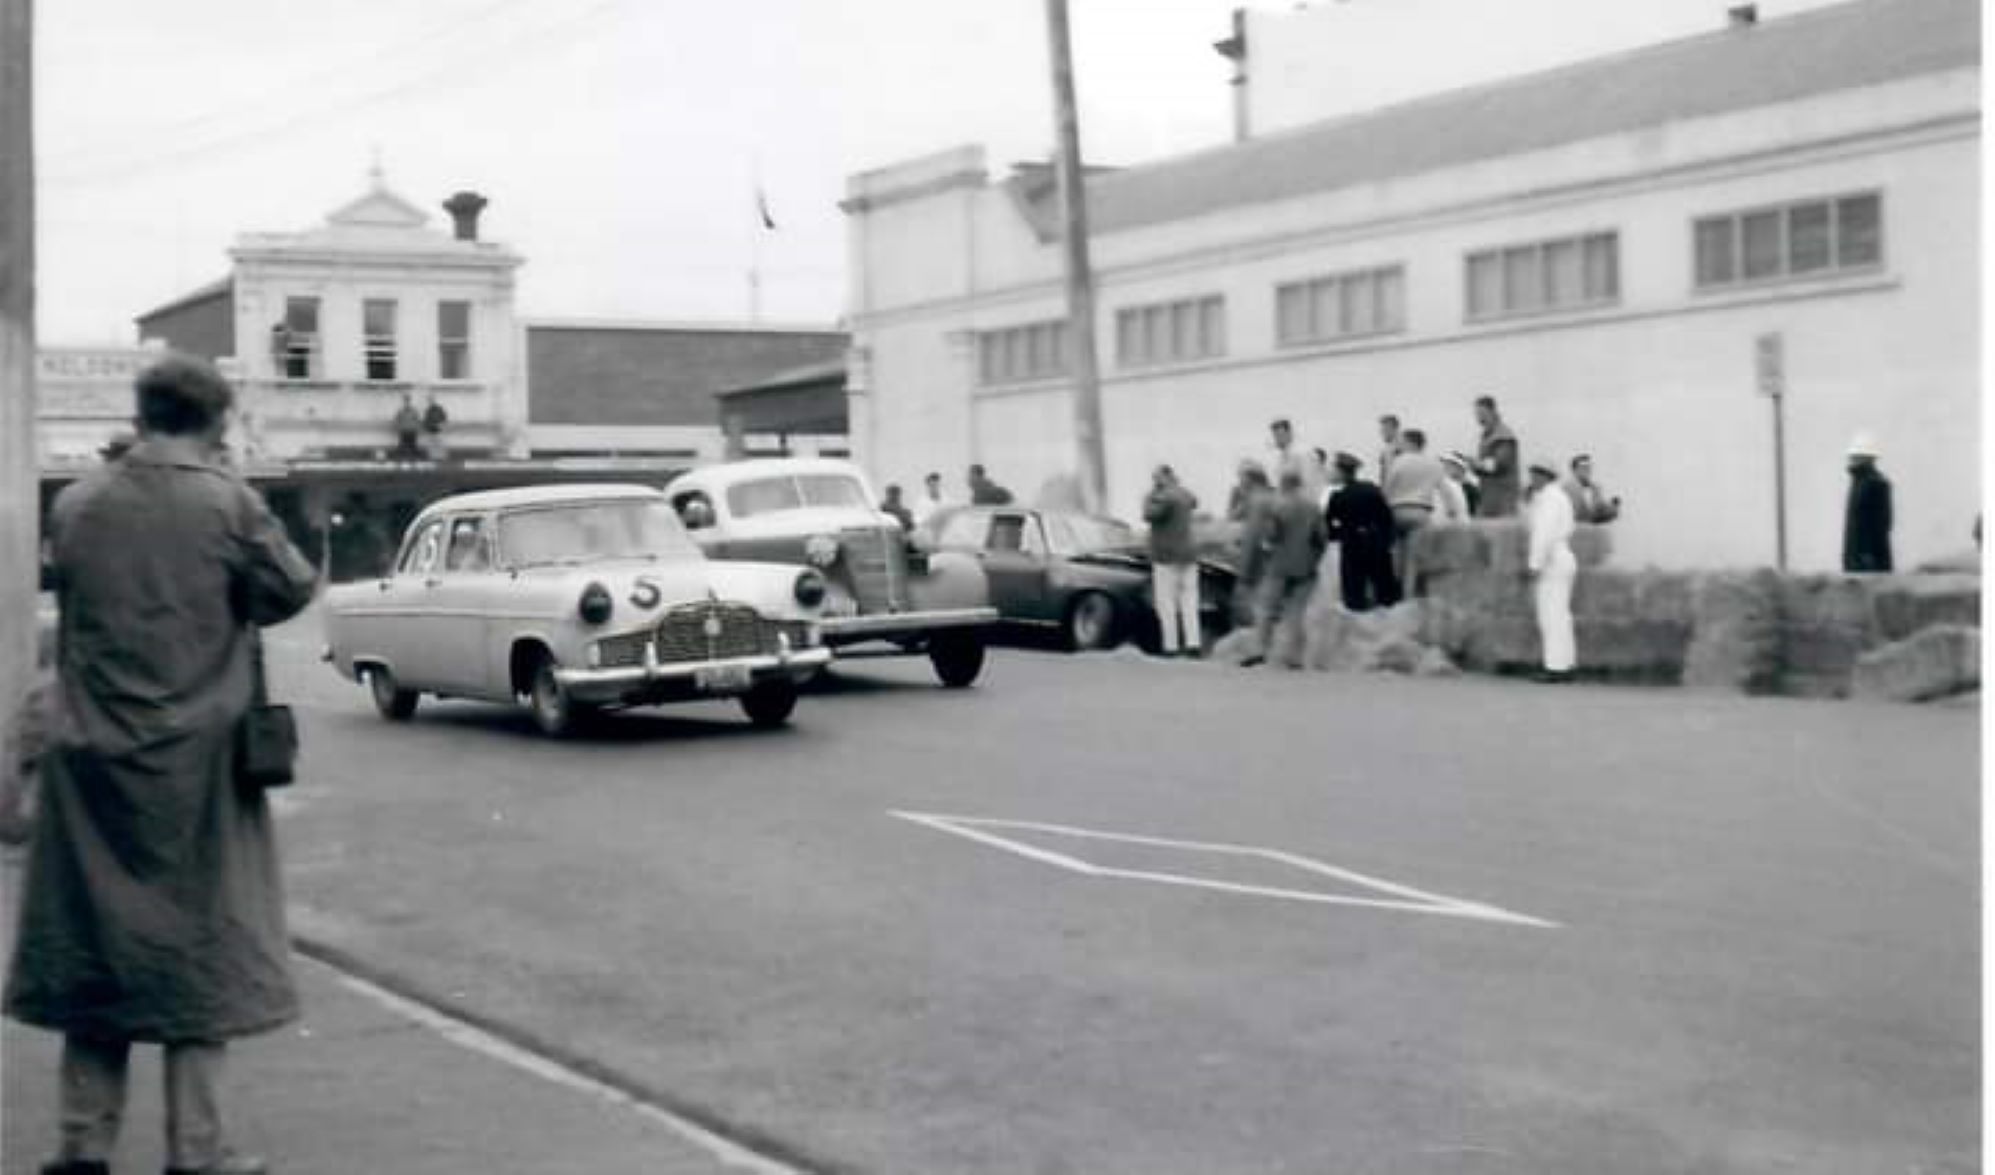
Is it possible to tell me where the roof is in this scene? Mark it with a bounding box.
[135,276,233,325]
[1036,0,1980,237]
[415,482,664,517]
[670,456,868,493]
[716,356,848,399]
[527,324,846,427]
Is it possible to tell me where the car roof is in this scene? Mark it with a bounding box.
[413,482,664,521]
[670,457,870,494]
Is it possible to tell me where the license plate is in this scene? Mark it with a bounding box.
[694,663,753,693]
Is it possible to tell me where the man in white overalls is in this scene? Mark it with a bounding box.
[1526,460,1577,684]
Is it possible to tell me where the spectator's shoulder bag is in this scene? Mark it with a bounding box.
[237,633,298,793]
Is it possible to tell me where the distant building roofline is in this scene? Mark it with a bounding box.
[522,316,844,336]
[133,276,233,326]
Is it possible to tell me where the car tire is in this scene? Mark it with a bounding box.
[367,666,419,721]
[527,654,592,738]
[929,632,986,688]
[1064,592,1119,651]
[739,681,800,727]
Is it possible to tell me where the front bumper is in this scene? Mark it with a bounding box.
[554,646,833,703]
[818,607,998,645]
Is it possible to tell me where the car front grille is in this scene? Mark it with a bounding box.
[597,604,814,668]
[839,527,908,613]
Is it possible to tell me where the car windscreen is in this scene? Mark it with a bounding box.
[725,474,870,518]
[1046,514,1137,556]
[498,500,701,567]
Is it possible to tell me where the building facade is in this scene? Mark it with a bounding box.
[842,0,1980,571]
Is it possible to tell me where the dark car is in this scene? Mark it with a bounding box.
[918,505,1237,651]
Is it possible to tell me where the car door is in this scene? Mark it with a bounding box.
[366,517,447,690]
[981,512,1054,623]
[424,513,504,697]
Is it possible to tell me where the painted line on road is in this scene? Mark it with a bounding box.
[891,811,1558,929]
[291,940,835,1175]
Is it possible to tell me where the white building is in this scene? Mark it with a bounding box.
[843,0,1979,571]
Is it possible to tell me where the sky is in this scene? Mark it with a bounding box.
[33,0,1849,344]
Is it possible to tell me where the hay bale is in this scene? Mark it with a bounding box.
[1576,618,1692,681]
[1571,524,1614,568]
[1484,521,1532,575]
[1209,628,1263,666]
[1635,572,1699,626]
[1869,574,1981,642]
[1414,647,1462,677]
[1683,570,1782,693]
[1411,524,1488,576]
[1572,570,1640,622]
[1851,625,1980,702]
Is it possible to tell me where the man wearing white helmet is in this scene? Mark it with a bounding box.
[1843,433,1893,572]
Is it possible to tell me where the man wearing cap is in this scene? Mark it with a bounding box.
[1324,452,1400,612]
[1444,450,1481,516]
[1843,434,1893,572]
[1526,458,1577,683]
[1472,395,1522,518]
[7,352,319,1175]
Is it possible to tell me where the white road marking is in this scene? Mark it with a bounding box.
[891,811,1558,929]
[300,955,808,1175]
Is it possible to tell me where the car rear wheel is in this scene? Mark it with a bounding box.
[739,681,799,727]
[929,632,986,688]
[367,666,419,721]
[1065,592,1119,651]
[527,655,592,738]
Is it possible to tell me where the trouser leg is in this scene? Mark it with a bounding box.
[1152,565,1181,653]
[1369,543,1402,607]
[1337,543,1366,610]
[58,1034,131,1163]
[1276,576,1311,667]
[164,1041,228,1171]
[1253,576,1284,655]
[1535,554,1577,672]
[1176,564,1201,651]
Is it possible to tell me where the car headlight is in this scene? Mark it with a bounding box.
[578,581,614,625]
[794,569,828,608]
[804,533,839,567]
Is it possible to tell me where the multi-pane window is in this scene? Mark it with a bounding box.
[278,296,319,379]
[1275,265,1405,347]
[1693,193,1884,289]
[1465,232,1618,321]
[437,300,472,380]
[362,298,399,381]
[977,320,1069,386]
[1115,295,1225,368]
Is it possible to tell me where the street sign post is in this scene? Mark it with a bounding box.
[1755,331,1788,569]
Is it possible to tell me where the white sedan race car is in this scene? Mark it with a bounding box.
[323,484,833,736]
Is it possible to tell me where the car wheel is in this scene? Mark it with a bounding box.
[739,681,799,727]
[1065,592,1119,651]
[366,666,419,721]
[929,632,986,688]
[527,655,591,738]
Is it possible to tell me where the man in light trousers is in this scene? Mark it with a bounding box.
[1526,459,1577,683]
[1143,464,1202,657]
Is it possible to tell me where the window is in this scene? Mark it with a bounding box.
[1464,232,1618,321]
[1115,294,1225,367]
[986,514,1045,556]
[443,517,492,572]
[724,474,870,518]
[437,301,471,381]
[363,299,399,381]
[935,509,990,551]
[1692,192,1884,289]
[278,297,319,379]
[398,519,446,576]
[1275,265,1405,347]
[977,320,1069,386]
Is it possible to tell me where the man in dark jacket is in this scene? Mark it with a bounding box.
[1843,434,1893,572]
[7,353,319,1175]
[1244,469,1327,668]
[1143,465,1202,656]
[968,463,1014,505]
[1472,394,1522,517]
[1324,452,1401,611]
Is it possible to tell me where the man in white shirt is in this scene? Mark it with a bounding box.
[1526,459,1577,683]
[909,471,950,528]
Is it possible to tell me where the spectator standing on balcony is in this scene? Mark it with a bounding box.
[1325,452,1399,612]
[1526,459,1577,683]
[7,353,319,1175]
[1143,465,1202,658]
[421,397,449,461]
[1377,415,1403,484]
[1472,395,1521,517]
[879,484,915,531]
[1842,434,1893,573]
[1243,469,1326,669]
[911,472,950,527]
[392,394,422,459]
[1565,454,1622,524]
[1382,428,1446,589]
[968,464,1014,506]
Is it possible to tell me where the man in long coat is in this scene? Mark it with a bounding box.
[1324,453,1400,612]
[7,353,319,1175]
[1842,434,1893,572]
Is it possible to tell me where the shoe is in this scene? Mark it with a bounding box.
[1532,669,1574,684]
[166,1154,268,1175]
[42,1161,112,1175]
[1238,655,1265,668]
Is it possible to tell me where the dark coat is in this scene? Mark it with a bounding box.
[1143,484,1199,565]
[5,437,319,1043]
[1325,478,1395,550]
[1843,464,1893,572]
[1248,489,1328,582]
[1476,422,1521,518]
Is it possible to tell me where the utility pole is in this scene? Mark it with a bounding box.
[0,0,36,750]
[1755,331,1788,569]
[1045,0,1108,514]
